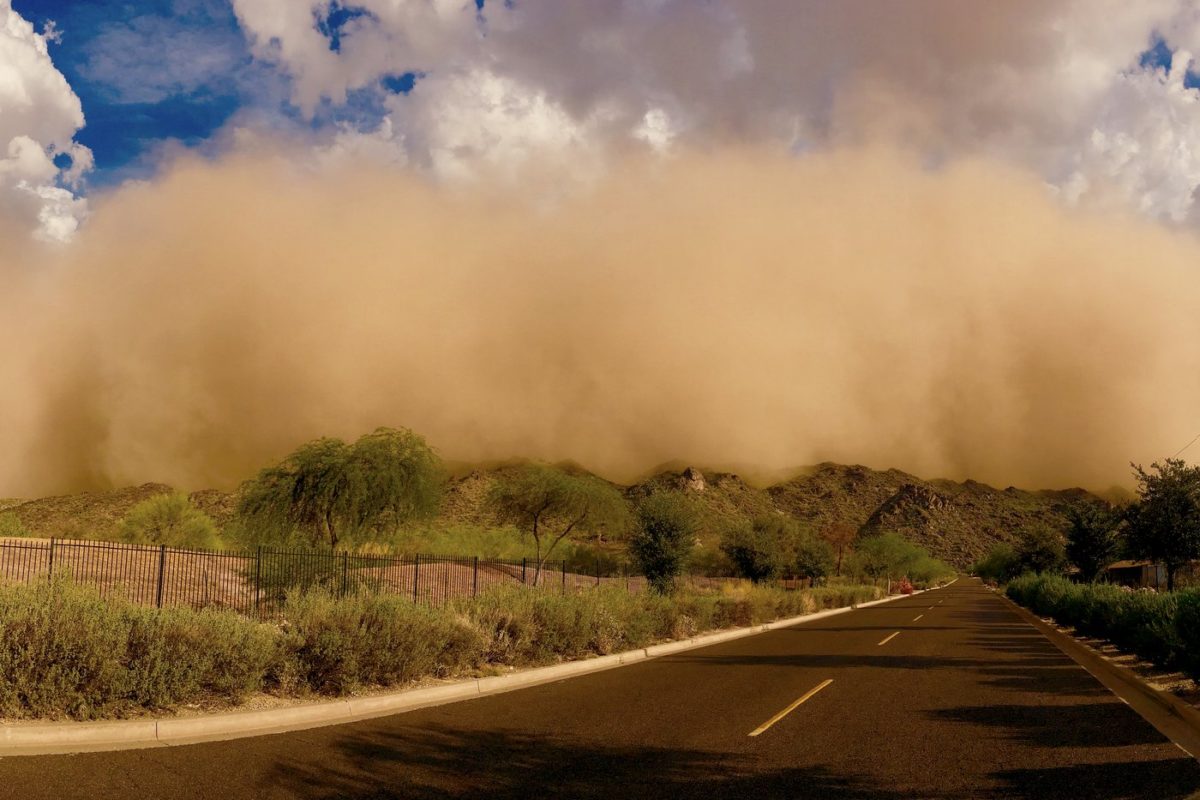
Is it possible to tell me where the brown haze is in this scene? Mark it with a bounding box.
[3,146,1200,497]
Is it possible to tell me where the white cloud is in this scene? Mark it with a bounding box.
[224,0,1200,225]
[0,1,90,241]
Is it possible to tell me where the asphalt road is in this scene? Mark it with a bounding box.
[3,579,1198,799]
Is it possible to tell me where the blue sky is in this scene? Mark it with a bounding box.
[10,0,422,186]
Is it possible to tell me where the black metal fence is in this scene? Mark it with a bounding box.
[0,537,656,618]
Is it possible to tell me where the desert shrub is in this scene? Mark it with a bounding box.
[0,577,276,719]
[122,607,278,708]
[119,492,221,550]
[0,573,885,720]
[0,512,28,538]
[279,590,483,694]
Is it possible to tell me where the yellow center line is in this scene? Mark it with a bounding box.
[878,631,901,646]
[748,679,834,737]
[913,614,924,621]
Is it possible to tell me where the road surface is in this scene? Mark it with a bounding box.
[2,579,1197,799]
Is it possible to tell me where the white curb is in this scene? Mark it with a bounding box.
[0,586,937,755]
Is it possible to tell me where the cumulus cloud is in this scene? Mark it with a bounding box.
[0,1,90,241]
[226,0,1200,222]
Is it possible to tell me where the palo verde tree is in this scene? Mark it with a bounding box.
[488,464,630,585]
[1065,504,1121,582]
[237,427,442,549]
[629,492,699,594]
[1125,459,1200,591]
[120,492,220,550]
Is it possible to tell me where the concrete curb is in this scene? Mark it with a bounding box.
[1001,593,1200,760]
[0,586,935,756]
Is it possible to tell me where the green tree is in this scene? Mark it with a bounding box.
[119,492,220,549]
[630,492,698,594]
[793,527,835,582]
[1015,525,1067,574]
[971,543,1021,583]
[720,515,796,583]
[1065,504,1121,582]
[1125,459,1200,591]
[850,533,921,585]
[488,464,629,585]
[237,427,442,549]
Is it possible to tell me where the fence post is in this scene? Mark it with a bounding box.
[341,551,349,597]
[473,556,479,597]
[595,559,600,587]
[253,546,262,615]
[47,537,55,576]
[562,560,566,592]
[155,544,167,608]
[521,558,527,585]
[413,553,420,602]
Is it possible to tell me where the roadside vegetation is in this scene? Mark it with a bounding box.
[1006,573,1200,682]
[974,458,1200,589]
[978,459,1200,685]
[0,576,883,720]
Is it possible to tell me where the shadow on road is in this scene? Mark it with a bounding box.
[932,702,1170,748]
[265,724,919,800]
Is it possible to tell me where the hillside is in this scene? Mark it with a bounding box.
[0,463,1106,567]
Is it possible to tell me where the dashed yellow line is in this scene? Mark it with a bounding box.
[878,631,901,646]
[913,614,924,621]
[748,679,834,737]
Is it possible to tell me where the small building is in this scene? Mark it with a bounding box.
[1105,560,1167,589]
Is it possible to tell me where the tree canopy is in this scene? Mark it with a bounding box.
[1065,504,1121,582]
[488,464,629,585]
[630,492,699,594]
[237,427,442,549]
[120,492,220,550]
[1125,459,1200,591]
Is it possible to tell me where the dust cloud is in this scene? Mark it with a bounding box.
[3,146,1199,496]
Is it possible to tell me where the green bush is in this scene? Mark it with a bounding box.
[0,577,276,719]
[0,576,884,719]
[1007,574,1185,671]
[119,492,221,550]
[279,591,483,694]
[0,512,28,538]
[1175,590,1200,680]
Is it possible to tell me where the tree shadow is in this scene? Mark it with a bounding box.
[263,724,926,800]
[992,758,1200,799]
[931,703,1171,748]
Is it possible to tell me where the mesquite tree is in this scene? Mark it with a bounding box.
[237,427,442,549]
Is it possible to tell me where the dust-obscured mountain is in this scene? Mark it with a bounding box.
[1,484,236,540]
[2,462,1106,567]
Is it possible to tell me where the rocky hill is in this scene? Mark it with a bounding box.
[1,463,1107,568]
